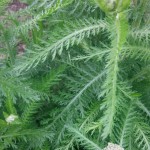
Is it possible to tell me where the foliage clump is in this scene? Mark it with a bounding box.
[0,0,150,149]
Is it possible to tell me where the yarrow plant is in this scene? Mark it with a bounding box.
[0,0,150,149]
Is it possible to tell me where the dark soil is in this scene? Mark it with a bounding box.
[7,0,28,12]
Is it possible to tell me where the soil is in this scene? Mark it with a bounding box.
[0,0,28,60]
[7,0,28,12]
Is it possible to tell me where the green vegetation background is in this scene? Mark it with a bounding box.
[0,0,150,149]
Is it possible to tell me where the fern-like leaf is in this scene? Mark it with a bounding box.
[134,122,150,150]
[66,126,102,150]
[14,19,107,73]
[13,0,73,35]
